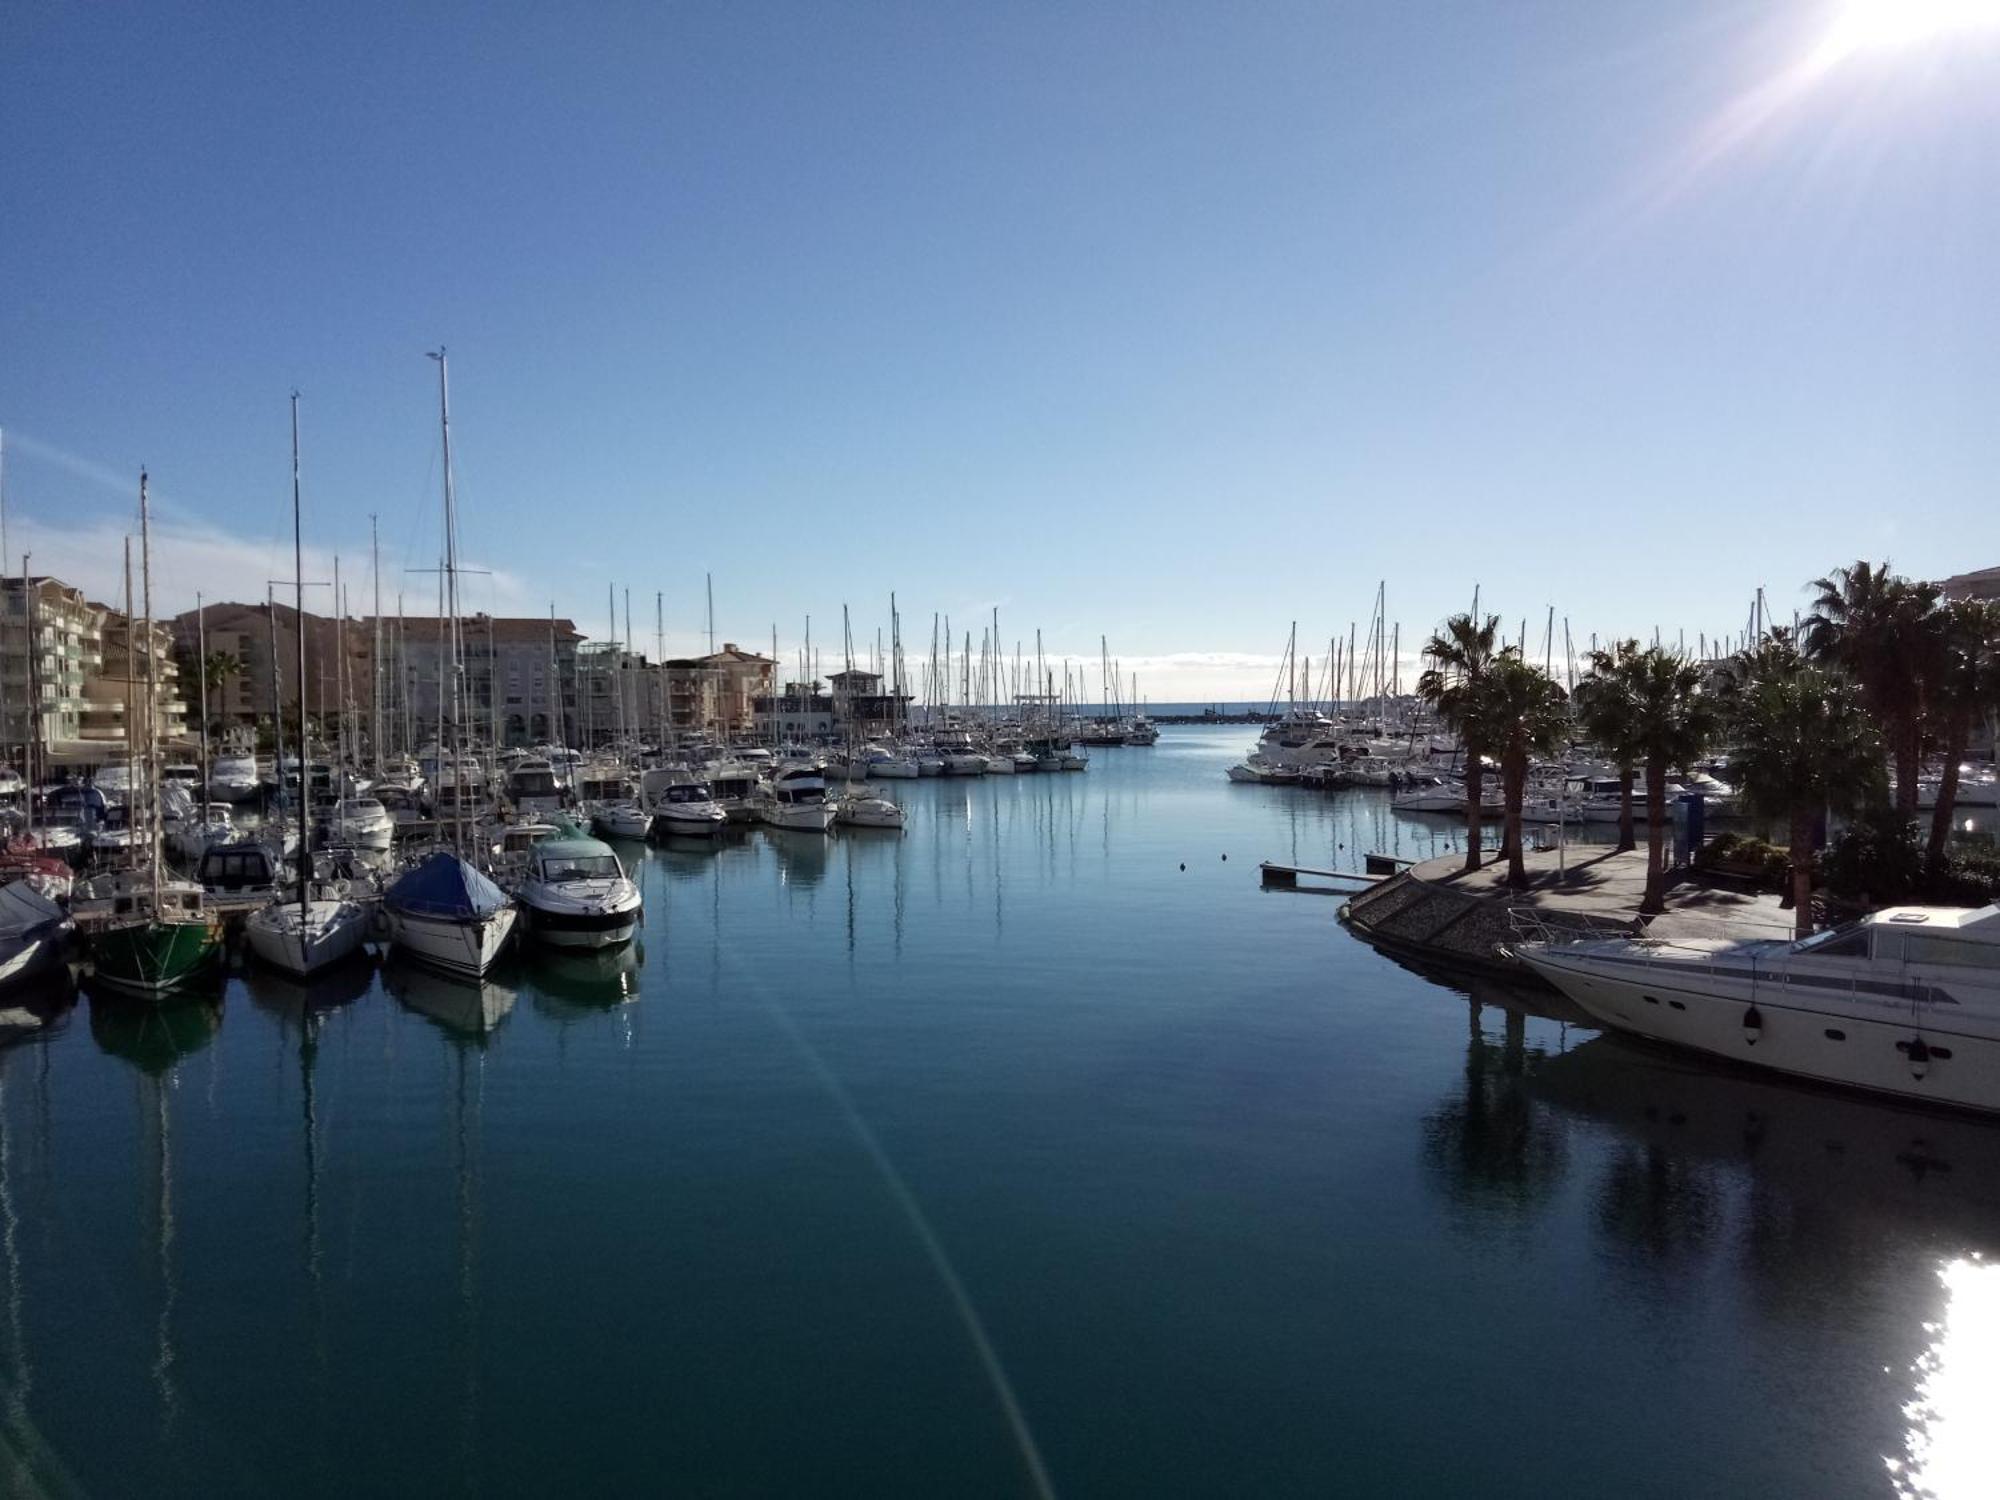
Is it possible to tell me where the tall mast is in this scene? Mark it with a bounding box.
[291,395,312,910]
[196,592,209,806]
[429,348,466,856]
[138,472,161,906]
[705,572,715,656]
[371,514,383,775]
[548,604,564,776]
[122,536,136,873]
[19,553,33,837]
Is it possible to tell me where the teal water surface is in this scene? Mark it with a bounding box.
[2,727,1995,1497]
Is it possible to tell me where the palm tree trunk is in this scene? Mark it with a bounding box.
[1616,763,1635,854]
[1639,758,1667,915]
[1895,713,1921,816]
[1926,712,1968,876]
[1789,808,1815,941]
[1462,749,1483,873]
[1504,751,1528,888]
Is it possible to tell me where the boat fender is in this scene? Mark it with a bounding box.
[1907,1036,1931,1081]
[1742,1005,1763,1046]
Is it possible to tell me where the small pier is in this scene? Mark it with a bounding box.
[1258,861,1383,894]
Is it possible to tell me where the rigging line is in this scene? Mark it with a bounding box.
[745,986,1057,1500]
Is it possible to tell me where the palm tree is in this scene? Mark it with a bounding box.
[1482,651,1570,889]
[1572,640,1643,853]
[1922,598,2000,875]
[1801,562,1938,815]
[1722,642,1886,939]
[1416,613,1501,873]
[1624,648,1719,915]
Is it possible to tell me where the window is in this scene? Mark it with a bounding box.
[1901,934,1997,970]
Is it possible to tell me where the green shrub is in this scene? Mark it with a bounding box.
[1821,807,1922,904]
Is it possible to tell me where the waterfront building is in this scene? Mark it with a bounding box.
[578,642,777,744]
[1940,565,2000,602]
[0,576,107,766]
[83,607,191,760]
[170,600,371,733]
[393,614,582,748]
[753,668,911,742]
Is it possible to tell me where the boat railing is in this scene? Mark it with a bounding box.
[1505,907,1643,947]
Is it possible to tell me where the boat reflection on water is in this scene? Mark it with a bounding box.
[766,828,829,889]
[1528,1032,2000,1236]
[88,993,222,1073]
[383,954,517,1042]
[242,947,378,1020]
[527,942,643,1020]
[0,972,75,1053]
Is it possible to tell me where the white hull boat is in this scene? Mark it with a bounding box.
[244,897,372,976]
[517,833,642,949]
[834,793,905,829]
[591,802,654,841]
[1513,904,2000,1115]
[385,905,517,976]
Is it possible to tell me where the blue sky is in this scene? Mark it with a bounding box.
[3,1,1996,699]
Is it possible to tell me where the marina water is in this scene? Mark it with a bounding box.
[5,726,1993,1496]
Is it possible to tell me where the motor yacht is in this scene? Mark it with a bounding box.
[505,756,568,817]
[324,796,395,852]
[591,801,654,841]
[759,765,837,832]
[833,790,906,829]
[516,831,642,949]
[642,769,727,838]
[863,745,920,779]
[704,763,763,824]
[1512,904,2000,1114]
[173,802,237,862]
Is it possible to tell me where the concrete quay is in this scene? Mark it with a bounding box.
[1338,847,1792,978]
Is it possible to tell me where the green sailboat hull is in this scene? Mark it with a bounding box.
[90,919,223,998]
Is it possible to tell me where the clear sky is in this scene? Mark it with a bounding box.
[3,1,1996,701]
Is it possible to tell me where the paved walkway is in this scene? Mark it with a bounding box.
[1407,847,1794,940]
[1342,847,1793,977]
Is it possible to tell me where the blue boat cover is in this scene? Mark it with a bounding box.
[386,853,510,919]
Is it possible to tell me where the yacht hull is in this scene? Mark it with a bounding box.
[1519,946,2000,1115]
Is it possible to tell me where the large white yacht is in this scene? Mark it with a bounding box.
[759,765,837,832]
[1513,904,2000,1114]
[208,753,262,803]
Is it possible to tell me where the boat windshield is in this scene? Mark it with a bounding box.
[540,855,622,882]
[665,785,713,803]
[1793,921,1869,958]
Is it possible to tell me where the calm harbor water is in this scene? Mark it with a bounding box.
[3,725,1995,1497]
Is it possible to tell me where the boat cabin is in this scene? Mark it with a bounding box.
[197,841,283,895]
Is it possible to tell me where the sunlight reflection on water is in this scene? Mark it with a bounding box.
[1890,1255,2000,1500]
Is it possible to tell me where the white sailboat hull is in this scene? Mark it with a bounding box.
[244,899,371,976]
[385,905,517,977]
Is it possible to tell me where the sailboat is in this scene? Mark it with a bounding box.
[77,474,223,998]
[245,395,372,978]
[383,351,518,977]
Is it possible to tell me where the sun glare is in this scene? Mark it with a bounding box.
[1813,0,2000,69]
[1888,1256,2000,1500]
